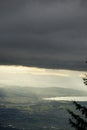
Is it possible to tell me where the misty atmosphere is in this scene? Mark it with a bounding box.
[0,0,87,130]
[0,85,87,130]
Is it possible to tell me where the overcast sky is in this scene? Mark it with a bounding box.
[0,0,87,71]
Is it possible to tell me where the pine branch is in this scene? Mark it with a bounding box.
[83,74,87,85]
[67,109,87,129]
[67,109,80,121]
[73,101,87,118]
[69,119,87,130]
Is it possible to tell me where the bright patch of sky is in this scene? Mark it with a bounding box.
[0,65,86,91]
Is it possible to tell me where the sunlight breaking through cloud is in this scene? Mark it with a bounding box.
[0,65,86,90]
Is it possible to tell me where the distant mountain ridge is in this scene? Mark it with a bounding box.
[0,86,87,99]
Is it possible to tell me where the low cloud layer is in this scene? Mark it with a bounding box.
[0,0,87,71]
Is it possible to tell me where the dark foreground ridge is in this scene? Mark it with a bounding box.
[0,125,20,130]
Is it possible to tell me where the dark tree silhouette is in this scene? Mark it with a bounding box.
[67,70,87,130]
[83,74,87,86]
[67,101,87,130]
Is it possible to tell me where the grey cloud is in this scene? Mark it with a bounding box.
[0,0,87,71]
[0,0,87,32]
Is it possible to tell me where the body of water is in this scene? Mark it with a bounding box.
[43,96,87,101]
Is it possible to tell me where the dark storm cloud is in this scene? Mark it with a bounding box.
[0,0,87,71]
